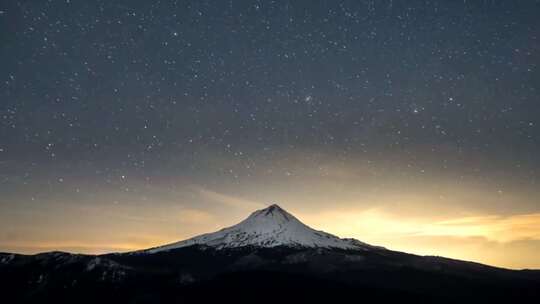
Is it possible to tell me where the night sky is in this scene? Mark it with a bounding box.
[1,0,540,269]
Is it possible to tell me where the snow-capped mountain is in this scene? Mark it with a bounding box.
[2,204,540,303]
[145,204,373,253]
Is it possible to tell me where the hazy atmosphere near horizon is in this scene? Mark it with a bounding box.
[1,0,539,270]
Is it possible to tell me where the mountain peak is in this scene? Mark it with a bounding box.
[144,203,373,253]
[260,203,287,215]
[248,203,292,222]
[266,203,283,212]
[259,203,286,214]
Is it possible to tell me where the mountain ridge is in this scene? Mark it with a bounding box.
[143,204,376,253]
[1,204,539,303]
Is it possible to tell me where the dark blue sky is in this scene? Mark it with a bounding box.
[2,0,539,158]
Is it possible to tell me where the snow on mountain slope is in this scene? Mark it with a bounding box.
[144,204,375,253]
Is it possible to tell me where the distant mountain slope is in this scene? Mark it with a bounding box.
[144,204,374,253]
